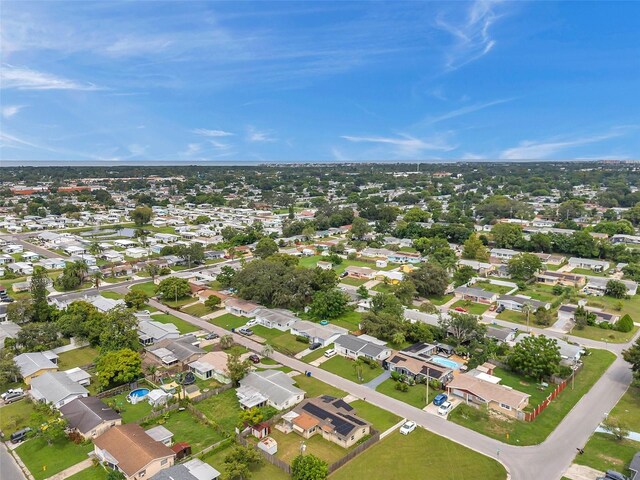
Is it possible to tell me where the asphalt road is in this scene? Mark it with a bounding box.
[148,298,638,480]
[0,442,25,480]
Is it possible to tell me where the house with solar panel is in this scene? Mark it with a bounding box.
[279,396,372,448]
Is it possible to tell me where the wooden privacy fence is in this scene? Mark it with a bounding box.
[523,377,569,422]
[327,430,380,473]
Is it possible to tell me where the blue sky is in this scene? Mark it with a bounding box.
[1,1,639,163]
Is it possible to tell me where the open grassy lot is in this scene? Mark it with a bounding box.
[145,409,224,453]
[609,386,640,431]
[320,355,383,384]
[426,293,454,305]
[451,300,490,315]
[162,296,196,309]
[66,466,107,480]
[570,324,638,343]
[375,378,439,409]
[299,255,393,274]
[348,400,402,432]
[250,325,309,355]
[105,392,152,424]
[292,373,347,398]
[153,313,200,334]
[203,441,289,480]
[571,267,610,277]
[330,429,506,480]
[194,389,241,434]
[57,346,99,370]
[496,309,529,326]
[449,349,616,445]
[269,429,351,465]
[473,281,513,294]
[182,302,213,317]
[0,399,38,432]
[519,283,558,302]
[16,437,93,480]
[339,277,368,287]
[586,293,640,321]
[574,433,639,476]
[493,367,554,408]
[209,312,247,330]
[131,281,157,297]
[326,310,362,332]
[100,291,124,300]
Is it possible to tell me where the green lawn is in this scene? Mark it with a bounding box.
[330,429,506,480]
[131,281,157,297]
[348,400,402,432]
[521,283,558,302]
[145,409,224,453]
[182,303,214,317]
[569,324,638,343]
[339,277,368,287]
[152,313,200,334]
[203,441,289,480]
[194,389,241,434]
[299,256,393,274]
[292,373,347,398]
[66,466,108,480]
[571,267,610,277]
[0,399,38,432]
[57,346,100,370]
[303,345,332,362]
[16,437,93,480]
[451,299,490,315]
[473,281,513,295]
[100,291,125,300]
[320,355,383,384]
[250,325,309,355]
[609,386,640,431]
[375,378,439,409]
[269,428,351,465]
[325,310,362,332]
[496,309,529,326]
[209,313,247,330]
[493,367,554,408]
[586,294,640,321]
[372,283,394,294]
[162,296,196,309]
[426,294,454,306]
[449,349,616,445]
[105,392,152,423]
[574,433,639,476]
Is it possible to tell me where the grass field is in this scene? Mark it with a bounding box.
[152,313,200,334]
[451,299,490,315]
[209,313,247,330]
[131,281,157,297]
[57,346,99,370]
[375,378,439,409]
[493,367,554,408]
[105,392,152,423]
[269,429,350,465]
[574,433,639,476]
[0,399,38,432]
[100,291,125,300]
[609,386,640,431]
[194,389,241,434]
[473,281,514,294]
[16,437,93,480]
[182,303,213,317]
[145,409,224,453]
[570,324,638,343]
[203,441,289,480]
[250,325,309,355]
[449,349,616,445]
[325,310,362,331]
[320,355,384,384]
[292,373,347,398]
[348,400,402,432]
[339,277,368,287]
[426,294,454,305]
[66,466,108,480]
[586,294,640,321]
[298,255,394,274]
[303,345,332,362]
[496,309,529,326]
[330,429,506,480]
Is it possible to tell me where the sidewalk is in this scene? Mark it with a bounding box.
[563,464,604,480]
[44,459,93,480]
[201,309,228,321]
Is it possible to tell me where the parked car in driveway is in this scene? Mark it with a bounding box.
[238,328,254,336]
[10,427,31,444]
[1,388,24,400]
[496,305,505,313]
[324,348,337,358]
[399,421,417,435]
[309,342,322,350]
[249,354,260,363]
[433,393,448,406]
[438,401,453,416]
[204,332,219,340]
[453,306,467,313]
[4,391,25,404]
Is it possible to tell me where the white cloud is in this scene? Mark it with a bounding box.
[193,128,235,137]
[2,105,25,118]
[1,64,101,91]
[247,126,275,142]
[500,131,627,160]
[181,143,202,156]
[435,0,502,71]
[209,140,232,150]
[341,133,456,156]
[420,98,513,126]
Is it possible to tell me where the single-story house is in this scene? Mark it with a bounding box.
[289,320,348,347]
[224,298,261,317]
[485,325,517,343]
[387,252,422,264]
[611,234,640,245]
[584,276,638,296]
[64,367,92,386]
[497,294,550,312]
[189,351,231,384]
[254,308,300,331]
[403,309,440,327]
[138,319,180,345]
[447,374,530,418]
[344,266,376,280]
[14,351,59,384]
[94,424,176,480]
[568,257,610,272]
[236,370,305,411]
[150,459,220,480]
[454,286,498,304]
[283,396,371,448]
[536,270,585,287]
[333,334,391,362]
[513,333,583,366]
[375,270,404,284]
[30,371,89,408]
[385,352,454,386]
[60,397,122,439]
[459,259,494,276]
[557,304,620,325]
[490,248,518,262]
[147,335,205,368]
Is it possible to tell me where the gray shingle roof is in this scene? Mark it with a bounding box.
[60,397,121,434]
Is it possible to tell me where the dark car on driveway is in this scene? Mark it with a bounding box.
[309,342,322,350]
[249,354,260,363]
[433,393,448,406]
[205,332,219,340]
[496,304,505,313]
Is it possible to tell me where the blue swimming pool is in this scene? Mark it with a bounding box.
[430,356,461,370]
[127,388,150,404]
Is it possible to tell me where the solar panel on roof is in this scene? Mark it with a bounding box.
[343,414,366,426]
[332,399,353,411]
[302,403,354,437]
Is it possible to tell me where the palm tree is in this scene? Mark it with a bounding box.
[74,260,89,283]
[92,271,104,290]
[261,344,274,359]
[88,242,102,256]
[522,303,533,332]
[353,357,366,382]
[146,263,160,282]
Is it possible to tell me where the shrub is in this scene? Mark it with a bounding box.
[598,322,611,329]
[390,371,402,382]
[616,314,634,333]
[557,365,572,379]
[395,382,409,392]
[296,335,310,343]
